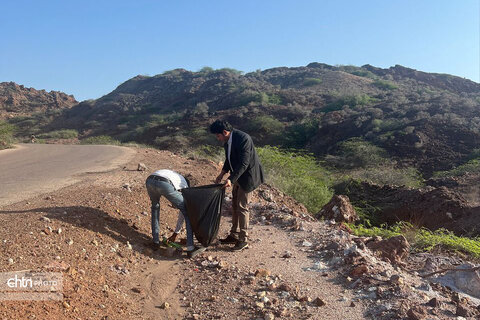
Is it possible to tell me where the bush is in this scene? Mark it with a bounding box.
[0,121,15,149]
[247,115,284,144]
[323,94,377,112]
[257,146,333,213]
[433,158,480,178]
[282,120,319,148]
[303,78,322,86]
[37,129,78,140]
[327,138,388,169]
[349,222,480,258]
[81,135,120,145]
[373,80,398,90]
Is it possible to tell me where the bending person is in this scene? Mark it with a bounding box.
[145,169,205,258]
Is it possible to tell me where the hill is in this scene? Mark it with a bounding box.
[34,63,479,179]
[3,63,480,180]
[0,82,77,119]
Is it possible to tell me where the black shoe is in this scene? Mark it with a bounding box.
[187,246,207,258]
[219,234,238,244]
[232,241,248,251]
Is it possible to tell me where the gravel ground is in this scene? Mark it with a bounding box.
[1,146,476,319]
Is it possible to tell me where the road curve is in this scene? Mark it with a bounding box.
[0,144,135,207]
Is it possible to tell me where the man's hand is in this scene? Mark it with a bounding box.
[223,179,232,189]
[167,233,177,243]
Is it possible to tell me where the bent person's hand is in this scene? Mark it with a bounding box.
[167,233,177,243]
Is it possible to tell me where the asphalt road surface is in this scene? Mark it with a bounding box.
[0,144,135,207]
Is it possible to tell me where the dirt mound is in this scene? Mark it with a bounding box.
[339,181,480,235]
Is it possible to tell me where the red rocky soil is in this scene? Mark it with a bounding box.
[1,147,479,319]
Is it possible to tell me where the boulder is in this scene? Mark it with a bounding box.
[317,195,357,223]
[367,235,410,264]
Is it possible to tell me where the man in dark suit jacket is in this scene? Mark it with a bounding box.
[210,119,264,251]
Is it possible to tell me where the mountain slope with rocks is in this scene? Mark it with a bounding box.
[8,63,479,178]
[0,82,77,119]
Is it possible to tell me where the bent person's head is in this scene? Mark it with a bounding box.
[209,120,232,143]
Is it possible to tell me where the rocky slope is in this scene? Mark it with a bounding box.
[37,63,480,178]
[0,82,77,119]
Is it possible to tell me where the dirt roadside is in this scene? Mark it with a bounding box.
[0,147,371,319]
[1,147,474,319]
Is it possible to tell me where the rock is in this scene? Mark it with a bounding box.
[67,239,74,245]
[264,313,275,320]
[160,302,170,309]
[406,306,427,320]
[63,301,71,309]
[256,302,265,309]
[141,211,148,216]
[350,301,356,307]
[267,282,277,291]
[217,260,228,269]
[123,184,132,192]
[313,297,326,307]
[255,269,271,278]
[456,305,474,317]
[367,235,410,264]
[317,195,358,223]
[282,251,293,258]
[302,240,312,247]
[350,264,368,277]
[389,274,404,285]
[8,258,14,265]
[56,228,62,234]
[137,163,147,171]
[126,241,132,250]
[40,217,51,223]
[426,297,440,308]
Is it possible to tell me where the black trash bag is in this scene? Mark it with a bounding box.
[181,184,225,247]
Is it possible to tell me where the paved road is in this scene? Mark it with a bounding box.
[0,144,135,207]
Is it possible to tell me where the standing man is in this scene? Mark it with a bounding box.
[209,120,264,251]
[145,169,205,258]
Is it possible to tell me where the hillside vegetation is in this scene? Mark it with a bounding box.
[2,63,480,202]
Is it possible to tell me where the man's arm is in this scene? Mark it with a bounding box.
[168,212,185,242]
[228,136,251,184]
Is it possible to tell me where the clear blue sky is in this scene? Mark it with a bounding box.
[1,0,479,102]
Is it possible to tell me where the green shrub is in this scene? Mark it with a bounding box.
[323,94,377,112]
[349,222,480,258]
[282,120,319,148]
[247,115,284,144]
[257,146,333,213]
[303,78,322,86]
[327,138,388,169]
[81,135,120,145]
[373,80,398,90]
[344,166,424,188]
[0,121,15,149]
[37,129,78,140]
[433,158,480,178]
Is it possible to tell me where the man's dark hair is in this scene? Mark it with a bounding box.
[209,120,233,134]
